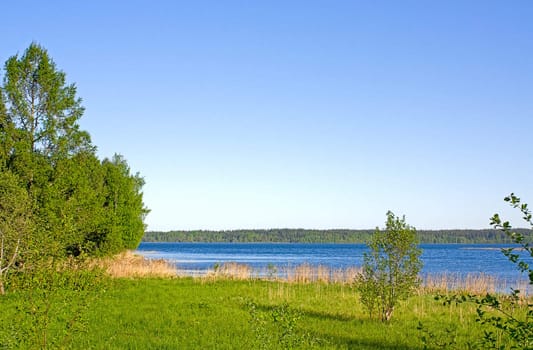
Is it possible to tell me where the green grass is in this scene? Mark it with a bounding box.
[0,277,504,349]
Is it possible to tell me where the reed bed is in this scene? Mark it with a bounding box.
[283,264,361,284]
[99,254,529,296]
[421,272,530,296]
[200,263,361,284]
[196,263,529,295]
[422,272,496,294]
[204,262,252,280]
[94,251,178,278]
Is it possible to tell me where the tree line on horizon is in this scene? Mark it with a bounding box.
[141,228,528,244]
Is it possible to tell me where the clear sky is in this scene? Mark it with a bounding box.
[2,1,532,231]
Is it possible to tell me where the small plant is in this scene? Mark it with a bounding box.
[482,193,532,348]
[247,301,321,349]
[356,211,422,321]
[247,301,271,350]
[266,263,278,280]
[420,193,533,349]
[271,303,302,349]
[417,321,460,350]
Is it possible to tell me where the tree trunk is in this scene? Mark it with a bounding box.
[384,307,394,321]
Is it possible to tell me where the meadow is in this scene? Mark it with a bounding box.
[1,253,523,349]
[1,277,487,349]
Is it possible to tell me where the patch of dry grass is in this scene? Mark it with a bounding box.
[284,264,360,284]
[420,272,529,296]
[204,262,252,280]
[93,253,529,298]
[93,251,178,278]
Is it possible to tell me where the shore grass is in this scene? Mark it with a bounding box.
[0,276,497,349]
[63,278,474,349]
[0,253,528,349]
[95,251,528,294]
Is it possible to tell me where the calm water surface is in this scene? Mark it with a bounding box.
[137,242,529,285]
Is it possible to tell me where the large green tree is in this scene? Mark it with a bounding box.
[1,43,92,200]
[0,43,148,266]
[2,43,91,156]
[0,43,96,258]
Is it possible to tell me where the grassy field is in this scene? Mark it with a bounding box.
[1,276,495,349]
[1,252,527,349]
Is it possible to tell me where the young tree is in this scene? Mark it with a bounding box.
[357,211,422,321]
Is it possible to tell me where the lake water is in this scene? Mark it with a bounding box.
[136,242,530,288]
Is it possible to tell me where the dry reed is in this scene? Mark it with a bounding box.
[93,251,178,278]
[92,253,530,297]
[420,272,529,296]
[284,264,361,284]
[204,262,252,280]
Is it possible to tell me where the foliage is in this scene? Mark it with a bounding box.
[356,211,422,321]
[0,42,148,290]
[417,321,460,349]
[0,261,106,349]
[2,42,90,160]
[247,301,321,349]
[483,193,532,348]
[0,43,148,348]
[102,154,149,252]
[420,193,533,349]
[0,171,33,295]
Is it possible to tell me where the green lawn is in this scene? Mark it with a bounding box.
[0,277,497,349]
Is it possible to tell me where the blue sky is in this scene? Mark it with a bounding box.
[2,1,532,230]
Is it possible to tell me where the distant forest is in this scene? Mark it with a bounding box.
[142,229,531,244]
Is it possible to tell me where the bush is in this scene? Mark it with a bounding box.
[420,193,532,349]
[356,211,422,321]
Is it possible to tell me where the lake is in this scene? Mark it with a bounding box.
[136,242,530,288]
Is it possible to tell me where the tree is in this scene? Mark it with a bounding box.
[0,43,148,262]
[2,42,91,159]
[0,42,148,347]
[0,171,33,295]
[1,43,95,257]
[42,151,109,256]
[357,211,422,321]
[102,154,149,253]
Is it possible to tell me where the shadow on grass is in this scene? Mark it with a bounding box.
[317,332,424,350]
[299,308,357,322]
[245,303,422,350]
[249,302,358,322]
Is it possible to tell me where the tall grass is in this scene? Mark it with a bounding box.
[2,270,528,349]
[93,251,178,278]
[100,253,528,296]
[421,272,530,297]
[47,278,494,349]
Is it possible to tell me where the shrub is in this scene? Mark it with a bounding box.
[356,211,422,321]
